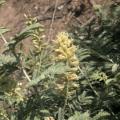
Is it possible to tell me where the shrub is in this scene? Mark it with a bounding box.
[0,1,120,120]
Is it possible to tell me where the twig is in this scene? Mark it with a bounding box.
[37,15,62,21]
[22,68,31,82]
[81,16,95,28]
[1,35,31,82]
[48,0,59,41]
[43,0,72,14]
[20,55,32,82]
[79,67,99,97]
[0,33,7,44]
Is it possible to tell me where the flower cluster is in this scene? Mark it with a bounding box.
[32,27,47,53]
[25,16,47,53]
[0,108,9,120]
[54,32,79,81]
[5,82,25,103]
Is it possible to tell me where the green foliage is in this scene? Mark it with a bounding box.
[0,1,120,120]
[70,2,120,120]
[28,62,69,86]
[68,111,109,120]
[0,55,16,67]
[0,27,9,34]
[0,0,5,6]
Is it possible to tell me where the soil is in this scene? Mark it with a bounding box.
[0,0,111,52]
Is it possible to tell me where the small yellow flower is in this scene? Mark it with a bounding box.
[69,60,79,66]
[66,73,79,81]
[55,48,66,56]
[57,54,66,60]
[69,67,79,72]
[69,55,78,62]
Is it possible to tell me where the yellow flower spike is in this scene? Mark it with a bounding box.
[54,31,79,82]
[26,16,46,53]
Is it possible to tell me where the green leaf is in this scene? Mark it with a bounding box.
[93,110,110,120]
[7,23,42,50]
[112,64,119,73]
[68,111,90,120]
[0,54,16,66]
[27,62,69,87]
[0,0,5,6]
[0,27,9,34]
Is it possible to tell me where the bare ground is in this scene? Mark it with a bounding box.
[0,0,109,52]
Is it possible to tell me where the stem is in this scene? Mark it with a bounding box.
[19,55,31,82]
[48,0,58,41]
[0,33,7,44]
[22,68,31,82]
[79,67,99,97]
[63,81,69,110]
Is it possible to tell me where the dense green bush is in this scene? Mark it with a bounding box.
[70,2,120,120]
